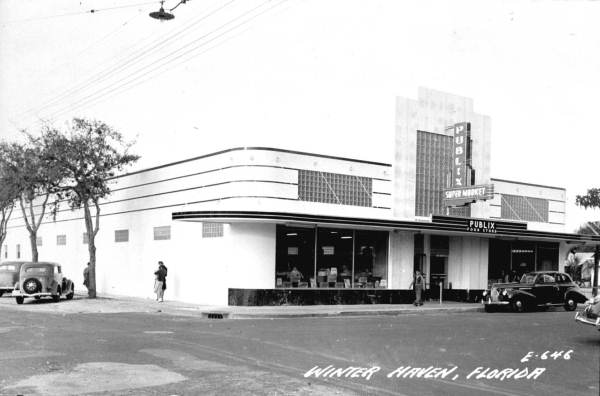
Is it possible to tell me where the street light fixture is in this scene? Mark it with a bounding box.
[149,1,174,21]
[149,0,189,21]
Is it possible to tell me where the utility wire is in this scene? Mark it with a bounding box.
[16,0,235,121]
[43,0,287,122]
[10,10,144,118]
[1,1,158,25]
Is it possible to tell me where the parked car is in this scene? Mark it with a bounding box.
[0,261,28,297]
[574,296,600,331]
[12,262,74,304]
[482,271,588,312]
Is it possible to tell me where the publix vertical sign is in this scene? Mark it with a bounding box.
[452,122,471,187]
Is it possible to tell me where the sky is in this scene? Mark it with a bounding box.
[1,0,599,231]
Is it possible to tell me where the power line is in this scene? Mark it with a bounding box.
[43,0,287,122]
[9,9,145,118]
[1,1,158,25]
[15,0,235,122]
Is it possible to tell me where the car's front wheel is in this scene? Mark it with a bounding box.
[564,298,577,311]
[52,287,61,303]
[66,285,74,300]
[512,298,526,313]
[15,296,24,304]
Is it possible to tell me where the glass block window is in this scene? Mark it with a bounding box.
[114,229,129,243]
[415,130,471,218]
[202,222,223,238]
[57,235,66,246]
[501,194,549,222]
[153,226,171,240]
[298,170,372,207]
[36,236,42,246]
[82,232,89,244]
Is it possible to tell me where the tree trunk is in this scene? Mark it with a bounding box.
[593,245,599,297]
[19,196,40,263]
[83,201,97,298]
[29,231,38,263]
[0,206,13,260]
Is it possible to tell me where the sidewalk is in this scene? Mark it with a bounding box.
[0,292,484,319]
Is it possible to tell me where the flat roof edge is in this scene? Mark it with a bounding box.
[490,178,566,191]
[113,147,392,180]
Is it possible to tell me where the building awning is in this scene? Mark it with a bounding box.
[172,210,600,244]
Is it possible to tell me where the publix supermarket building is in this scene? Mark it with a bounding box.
[4,88,599,306]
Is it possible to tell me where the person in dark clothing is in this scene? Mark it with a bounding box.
[410,270,426,306]
[83,262,90,292]
[154,261,168,302]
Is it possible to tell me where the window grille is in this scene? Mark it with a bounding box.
[153,226,171,240]
[298,169,372,207]
[202,223,223,238]
[114,229,129,243]
[57,235,67,246]
[36,236,42,246]
[415,130,471,217]
[82,233,89,244]
[501,194,548,222]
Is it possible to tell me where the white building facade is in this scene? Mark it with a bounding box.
[3,88,598,306]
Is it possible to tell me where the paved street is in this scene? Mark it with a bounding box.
[0,297,598,396]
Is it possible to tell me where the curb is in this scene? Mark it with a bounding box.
[203,306,485,320]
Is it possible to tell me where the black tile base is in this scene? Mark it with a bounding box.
[228,288,484,306]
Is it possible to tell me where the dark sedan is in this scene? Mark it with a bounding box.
[575,296,600,330]
[0,261,27,297]
[482,271,588,312]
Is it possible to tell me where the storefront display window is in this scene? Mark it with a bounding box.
[275,226,315,288]
[275,225,388,289]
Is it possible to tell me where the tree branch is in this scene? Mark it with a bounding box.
[93,198,100,237]
[19,196,33,233]
[34,193,50,230]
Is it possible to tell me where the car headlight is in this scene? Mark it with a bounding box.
[502,290,508,296]
[482,291,488,297]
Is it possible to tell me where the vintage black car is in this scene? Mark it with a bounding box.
[0,261,27,297]
[12,262,74,304]
[482,271,588,312]
[574,296,600,330]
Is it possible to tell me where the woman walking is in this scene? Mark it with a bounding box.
[154,261,168,302]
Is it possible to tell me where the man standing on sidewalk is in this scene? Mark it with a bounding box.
[410,270,426,306]
[83,262,90,294]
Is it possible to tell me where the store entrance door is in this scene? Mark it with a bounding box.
[430,256,447,290]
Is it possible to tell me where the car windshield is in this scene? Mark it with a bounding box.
[0,265,17,271]
[25,267,48,273]
[520,273,536,284]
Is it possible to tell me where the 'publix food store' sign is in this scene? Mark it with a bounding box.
[467,220,496,234]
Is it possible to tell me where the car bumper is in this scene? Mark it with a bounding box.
[574,312,600,329]
[481,298,510,305]
[12,291,54,298]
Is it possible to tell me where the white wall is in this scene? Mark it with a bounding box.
[226,223,276,289]
[389,230,414,289]
[448,236,489,290]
